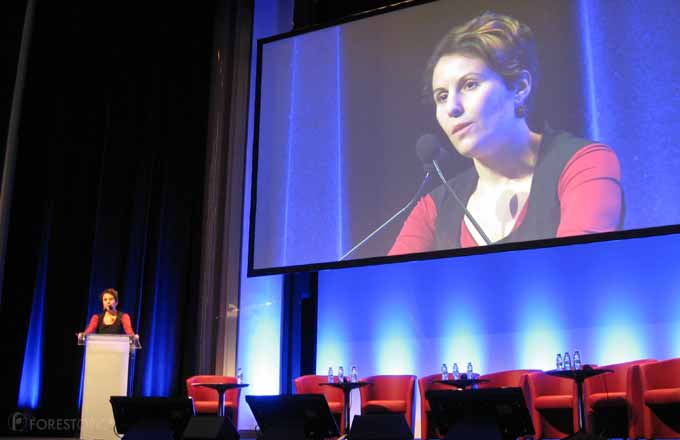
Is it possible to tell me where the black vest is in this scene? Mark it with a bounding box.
[97,311,125,334]
[431,127,622,249]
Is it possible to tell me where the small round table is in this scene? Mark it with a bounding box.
[193,383,249,417]
[320,381,371,435]
[433,378,490,389]
[545,366,613,437]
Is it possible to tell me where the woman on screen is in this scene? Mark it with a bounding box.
[77,288,138,338]
[389,11,623,255]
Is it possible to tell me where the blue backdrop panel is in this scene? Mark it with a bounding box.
[236,0,292,430]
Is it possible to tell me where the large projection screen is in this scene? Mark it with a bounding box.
[248,0,680,275]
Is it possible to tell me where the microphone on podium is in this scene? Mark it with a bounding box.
[338,135,441,261]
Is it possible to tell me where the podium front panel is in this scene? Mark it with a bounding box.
[80,335,130,440]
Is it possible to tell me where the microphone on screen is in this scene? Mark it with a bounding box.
[338,135,440,261]
[415,133,443,174]
[418,134,492,245]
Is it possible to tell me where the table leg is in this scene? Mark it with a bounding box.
[344,388,351,435]
[576,379,585,431]
[217,390,226,417]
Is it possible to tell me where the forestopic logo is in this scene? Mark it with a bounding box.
[8,412,29,432]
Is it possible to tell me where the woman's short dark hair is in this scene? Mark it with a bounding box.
[425,11,539,110]
[100,288,119,303]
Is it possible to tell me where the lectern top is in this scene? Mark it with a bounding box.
[77,333,142,350]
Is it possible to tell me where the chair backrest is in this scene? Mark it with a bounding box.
[294,375,344,404]
[638,357,680,439]
[418,373,453,409]
[584,359,655,395]
[640,357,680,389]
[360,375,416,402]
[186,375,238,403]
[526,371,574,395]
[478,369,541,389]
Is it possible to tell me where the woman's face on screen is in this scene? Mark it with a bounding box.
[102,293,118,311]
[432,53,518,160]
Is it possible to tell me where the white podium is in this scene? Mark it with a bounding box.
[79,335,140,440]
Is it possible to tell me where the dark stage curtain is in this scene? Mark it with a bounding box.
[1,1,29,176]
[0,1,215,434]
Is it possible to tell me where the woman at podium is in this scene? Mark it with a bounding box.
[77,289,140,440]
[78,288,138,337]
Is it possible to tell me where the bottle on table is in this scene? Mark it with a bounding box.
[236,367,243,384]
[328,367,334,383]
[351,366,358,383]
[441,363,449,381]
[466,362,474,379]
[563,351,572,370]
[338,366,344,383]
[573,350,582,370]
[452,363,460,380]
[556,353,563,370]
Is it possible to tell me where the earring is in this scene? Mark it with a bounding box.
[515,103,526,118]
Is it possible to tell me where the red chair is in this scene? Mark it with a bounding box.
[294,375,346,433]
[359,375,416,432]
[581,359,655,438]
[418,373,456,440]
[477,369,541,389]
[522,371,578,439]
[637,357,680,439]
[185,375,241,426]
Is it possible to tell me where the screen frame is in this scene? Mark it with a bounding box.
[246,0,680,277]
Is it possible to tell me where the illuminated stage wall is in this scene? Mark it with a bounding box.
[317,233,680,434]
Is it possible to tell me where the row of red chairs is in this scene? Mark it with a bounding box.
[522,358,680,440]
[185,357,680,439]
[437,358,679,439]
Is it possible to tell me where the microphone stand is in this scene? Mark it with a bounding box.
[339,156,492,260]
[339,172,432,261]
[432,160,491,245]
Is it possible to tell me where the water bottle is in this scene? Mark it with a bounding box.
[573,350,582,370]
[556,353,563,370]
[236,367,243,384]
[452,363,460,380]
[351,366,358,383]
[328,367,334,383]
[466,362,474,379]
[441,363,449,381]
[563,351,572,370]
[338,366,344,383]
